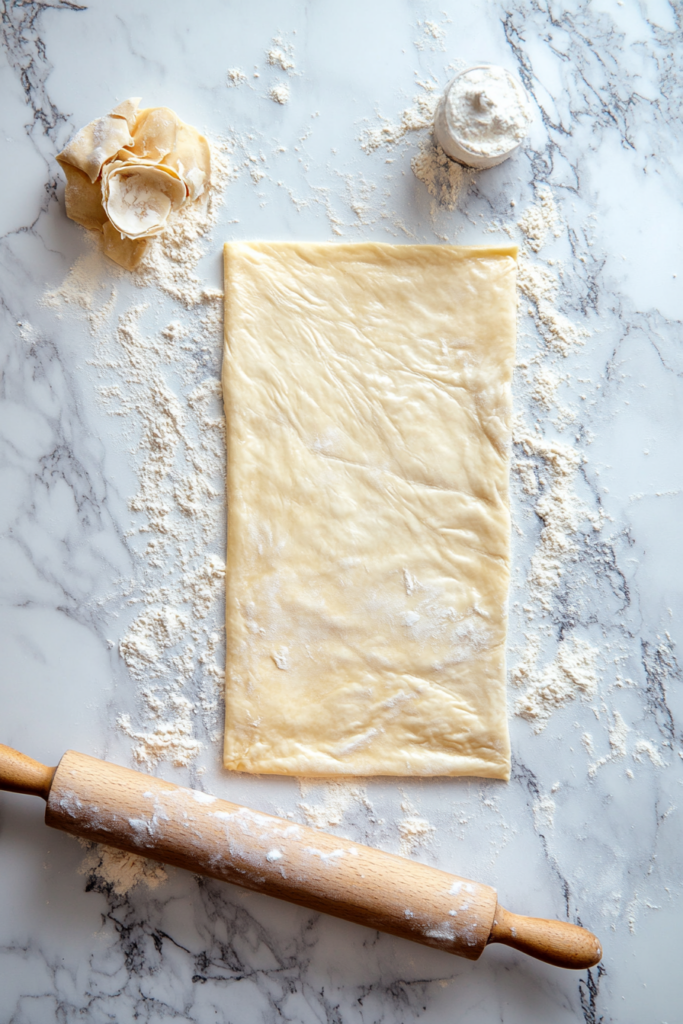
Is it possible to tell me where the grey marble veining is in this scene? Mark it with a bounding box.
[1,1,682,1021]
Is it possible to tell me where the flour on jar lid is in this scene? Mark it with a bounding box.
[434,64,532,169]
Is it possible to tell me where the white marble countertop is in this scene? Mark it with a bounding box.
[1,1,682,1021]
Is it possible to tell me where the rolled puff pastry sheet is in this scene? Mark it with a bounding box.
[223,241,517,779]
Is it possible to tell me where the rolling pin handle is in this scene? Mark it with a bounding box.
[487,903,602,970]
[0,744,56,801]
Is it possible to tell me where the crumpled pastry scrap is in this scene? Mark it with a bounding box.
[223,241,517,779]
[56,98,211,270]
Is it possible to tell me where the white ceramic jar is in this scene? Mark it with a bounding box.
[434,64,532,169]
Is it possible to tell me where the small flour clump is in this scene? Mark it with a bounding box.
[531,365,563,409]
[269,84,290,105]
[120,606,187,679]
[531,794,556,833]
[398,799,436,855]
[79,840,167,896]
[414,19,447,51]
[411,136,470,211]
[444,65,531,159]
[185,553,226,620]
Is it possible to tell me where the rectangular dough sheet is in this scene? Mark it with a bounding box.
[223,241,517,778]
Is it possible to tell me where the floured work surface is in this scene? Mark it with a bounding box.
[223,242,517,778]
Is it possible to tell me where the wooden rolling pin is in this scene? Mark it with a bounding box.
[0,744,601,969]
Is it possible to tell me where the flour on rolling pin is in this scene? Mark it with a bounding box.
[47,750,497,957]
[0,744,603,968]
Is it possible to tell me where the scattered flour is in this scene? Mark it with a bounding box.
[507,183,606,739]
[42,239,122,343]
[633,739,666,768]
[79,839,168,895]
[118,691,202,767]
[360,92,438,152]
[608,711,630,758]
[587,710,630,776]
[44,139,233,770]
[411,136,470,212]
[625,890,664,936]
[358,75,477,228]
[513,634,599,731]
[517,185,562,252]
[531,365,563,409]
[227,68,247,86]
[298,779,374,830]
[184,554,226,620]
[515,190,589,356]
[513,416,596,610]
[267,39,295,72]
[518,255,588,356]
[414,19,447,51]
